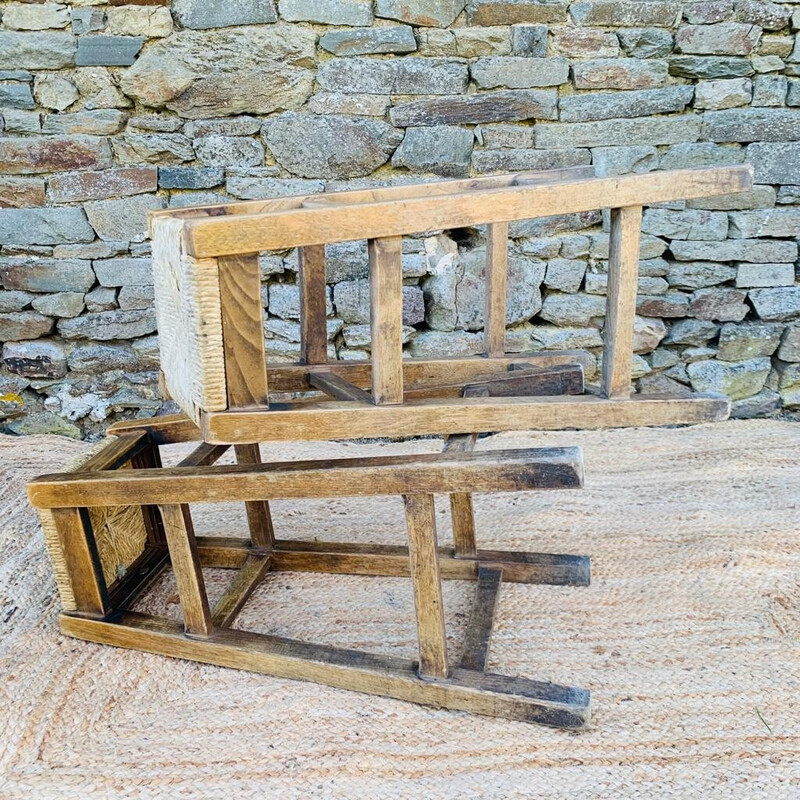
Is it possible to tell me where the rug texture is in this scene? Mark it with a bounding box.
[1,421,799,799]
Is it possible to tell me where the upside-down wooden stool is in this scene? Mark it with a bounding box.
[28,165,751,730]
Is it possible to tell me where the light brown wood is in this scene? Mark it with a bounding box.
[79,432,149,472]
[195,537,592,586]
[218,253,268,409]
[308,370,373,403]
[234,443,274,549]
[603,205,643,399]
[403,494,448,679]
[108,413,202,445]
[158,504,211,637]
[298,244,328,365]
[484,221,509,357]
[211,553,272,629]
[29,447,583,509]
[52,507,108,617]
[369,235,404,405]
[199,393,731,444]
[460,567,503,672]
[181,167,752,256]
[60,612,591,729]
[177,443,229,468]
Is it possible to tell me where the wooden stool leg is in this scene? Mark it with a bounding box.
[159,504,212,637]
[234,444,274,549]
[403,493,448,679]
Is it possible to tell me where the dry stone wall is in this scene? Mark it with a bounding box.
[1,0,800,437]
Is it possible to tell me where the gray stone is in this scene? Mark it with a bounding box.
[746,142,800,183]
[478,124,534,149]
[377,0,465,25]
[752,74,788,106]
[688,288,749,321]
[185,117,262,137]
[341,323,415,348]
[393,126,473,177]
[666,261,737,289]
[7,411,80,439]
[132,336,159,368]
[318,57,468,95]
[569,1,681,26]
[306,93,390,117]
[468,1,568,25]
[118,285,154,310]
[636,293,690,317]
[572,58,668,90]
[70,8,105,36]
[0,135,112,175]
[539,292,606,326]
[0,258,95,293]
[544,259,587,293]
[590,234,667,261]
[643,209,728,240]
[93,258,153,288]
[512,23,549,56]
[659,142,745,169]
[471,57,569,89]
[665,318,720,345]
[53,242,126,260]
[226,176,323,200]
[58,309,157,340]
[749,287,800,321]
[529,325,603,349]
[702,108,800,142]
[76,36,144,67]
[84,286,117,312]
[777,185,800,204]
[0,291,35,312]
[0,32,75,70]
[729,209,800,238]
[265,113,403,179]
[0,311,54,341]
[41,109,126,136]
[735,0,790,31]
[687,356,771,399]
[48,167,157,203]
[390,90,558,126]
[320,26,416,55]
[167,191,227,209]
[618,28,674,58]
[694,77,752,109]
[333,280,423,325]
[590,146,657,176]
[106,6,173,37]
[173,0,277,29]
[717,322,783,360]
[268,283,332,320]
[586,273,668,296]
[324,240,369,283]
[1,109,41,135]
[84,195,165,243]
[114,133,194,164]
[0,208,94,246]
[158,167,225,189]
[676,23,761,56]
[638,374,693,396]
[511,209,602,238]
[535,116,701,148]
[633,316,667,353]
[30,292,84,318]
[407,329,483,358]
[671,240,797,264]
[686,185,777,211]
[778,325,800,361]
[668,56,754,79]
[3,4,70,30]
[3,339,67,379]
[34,74,78,112]
[730,388,781,418]
[560,86,693,123]
[281,0,372,24]
[0,82,34,110]
[68,343,137,372]
[193,135,265,167]
[120,26,316,119]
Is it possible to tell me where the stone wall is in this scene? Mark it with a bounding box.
[1,0,800,437]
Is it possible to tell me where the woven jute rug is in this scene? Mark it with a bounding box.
[2,421,799,799]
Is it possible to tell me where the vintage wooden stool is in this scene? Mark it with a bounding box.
[28,165,751,729]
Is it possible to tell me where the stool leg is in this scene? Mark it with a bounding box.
[403,493,448,679]
[234,444,274,549]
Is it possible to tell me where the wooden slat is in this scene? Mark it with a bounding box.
[403,494,448,679]
[484,221,509,357]
[108,413,202,445]
[234,444,274,549]
[199,393,731,444]
[196,537,592,586]
[177,443,229,468]
[106,546,170,612]
[211,553,272,629]
[158,504,211,637]
[130,442,167,547]
[602,205,643,399]
[218,253,268,409]
[298,244,328,365]
[52,507,108,617]
[182,167,752,256]
[76,432,149,472]
[61,612,591,729]
[29,447,583,509]
[309,370,373,403]
[459,567,503,672]
[369,235,404,405]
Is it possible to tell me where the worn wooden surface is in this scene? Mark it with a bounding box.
[459,567,503,672]
[484,221,509,358]
[298,244,328,366]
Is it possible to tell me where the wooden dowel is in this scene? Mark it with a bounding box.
[404,493,448,679]
[211,552,272,629]
[369,235,404,405]
[298,244,328,365]
[177,443,230,468]
[602,205,643,399]
[308,370,373,403]
[484,221,509,357]
[234,444,274,549]
[158,504,212,637]
[459,567,503,672]
[52,507,109,616]
[218,253,269,409]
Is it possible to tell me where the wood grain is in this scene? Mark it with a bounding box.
[234,443,274,549]
[459,567,503,672]
[211,553,272,629]
[298,244,328,365]
[484,221,509,358]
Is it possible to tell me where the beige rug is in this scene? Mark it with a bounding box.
[1,421,799,799]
